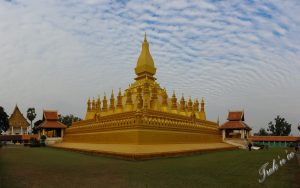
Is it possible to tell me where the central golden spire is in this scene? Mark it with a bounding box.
[135,33,156,80]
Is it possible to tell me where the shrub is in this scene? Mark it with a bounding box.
[40,135,46,147]
[29,138,40,147]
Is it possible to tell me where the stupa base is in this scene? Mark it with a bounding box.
[50,142,238,160]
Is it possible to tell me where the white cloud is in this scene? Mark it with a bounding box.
[0,0,300,134]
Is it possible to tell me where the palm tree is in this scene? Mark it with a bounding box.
[27,108,36,133]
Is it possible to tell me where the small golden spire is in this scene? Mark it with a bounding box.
[199,97,206,120]
[162,90,168,106]
[116,88,123,111]
[126,89,133,104]
[109,90,115,111]
[125,89,133,111]
[87,97,91,111]
[144,32,147,42]
[180,94,185,111]
[102,94,108,112]
[92,97,96,111]
[171,91,177,111]
[97,95,101,111]
[111,89,114,98]
[187,96,193,112]
[201,97,205,112]
[193,98,199,112]
[136,87,143,109]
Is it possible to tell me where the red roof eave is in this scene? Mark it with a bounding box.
[39,121,67,129]
[249,136,300,142]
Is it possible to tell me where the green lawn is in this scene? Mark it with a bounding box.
[0,145,299,188]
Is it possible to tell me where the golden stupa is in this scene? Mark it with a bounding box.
[60,34,235,159]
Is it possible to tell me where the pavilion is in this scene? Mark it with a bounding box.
[219,111,252,140]
[38,110,67,144]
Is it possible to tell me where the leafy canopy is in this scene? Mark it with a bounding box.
[58,114,81,127]
[267,115,291,136]
[256,128,269,136]
[0,106,9,133]
[27,108,36,123]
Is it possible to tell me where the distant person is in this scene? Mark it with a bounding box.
[295,143,299,152]
[265,145,269,150]
[248,142,252,151]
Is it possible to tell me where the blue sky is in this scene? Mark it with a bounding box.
[0,0,300,134]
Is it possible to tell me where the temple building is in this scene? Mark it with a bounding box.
[219,111,252,140]
[7,105,29,135]
[58,34,236,159]
[38,110,67,144]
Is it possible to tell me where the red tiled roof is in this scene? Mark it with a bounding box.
[227,111,244,121]
[219,121,252,130]
[43,111,58,121]
[249,136,300,142]
[39,121,67,129]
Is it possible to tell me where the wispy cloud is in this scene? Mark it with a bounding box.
[0,0,300,134]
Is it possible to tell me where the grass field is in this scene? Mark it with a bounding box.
[0,145,299,188]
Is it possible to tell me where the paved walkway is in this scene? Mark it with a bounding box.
[51,142,237,159]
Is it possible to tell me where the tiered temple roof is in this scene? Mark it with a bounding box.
[39,110,67,129]
[219,111,251,130]
[9,105,29,128]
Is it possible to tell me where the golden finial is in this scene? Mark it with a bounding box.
[144,32,147,42]
[135,32,156,79]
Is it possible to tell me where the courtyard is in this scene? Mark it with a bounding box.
[0,145,299,188]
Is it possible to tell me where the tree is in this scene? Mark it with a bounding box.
[32,119,44,134]
[267,115,291,136]
[27,108,36,132]
[256,128,269,136]
[58,114,81,127]
[0,106,9,134]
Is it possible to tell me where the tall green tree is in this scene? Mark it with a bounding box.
[256,128,269,136]
[267,115,291,136]
[32,119,44,134]
[58,114,81,127]
[0,106,9,134]
[27,108,36,132]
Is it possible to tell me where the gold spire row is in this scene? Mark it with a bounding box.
[84,35,208,121]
